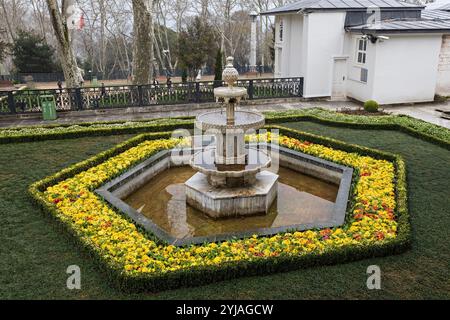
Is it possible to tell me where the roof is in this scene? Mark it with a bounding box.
[261,0,423,15]
[346,9,450,33]
[348,18,450,33]
[421,9,450,20]
[437,3,450,11]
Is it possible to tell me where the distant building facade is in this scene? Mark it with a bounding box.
[263,0,450,104]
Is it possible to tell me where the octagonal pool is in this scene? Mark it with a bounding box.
[123,166,339,239]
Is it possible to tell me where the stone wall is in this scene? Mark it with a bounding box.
[436,35,450,96]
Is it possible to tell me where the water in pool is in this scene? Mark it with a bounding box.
[123,166,339,238]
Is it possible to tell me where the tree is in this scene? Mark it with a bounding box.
[268,24,275,68]
[132,0,154,84]
[12,31,56,73]
[214,49,223,81]
[154,23,178,77]
[77,0,135,81]
[46,0,83,87]
[181,68,187,83]
[207,0,244,57]
[177,16,216,80]
[155,0,180,76]
[0,39,8,63]
[229,10,251,67]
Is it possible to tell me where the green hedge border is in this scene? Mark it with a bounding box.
[29,127,410,292]
[265,113,450,150]
[2,109,449,149]
[0,119,194,144]
[0,115,195,131]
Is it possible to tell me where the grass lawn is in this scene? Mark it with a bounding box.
[0,121,449,299]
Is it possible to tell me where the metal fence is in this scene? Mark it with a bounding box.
[0,77,303,115]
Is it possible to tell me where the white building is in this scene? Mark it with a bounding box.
[262,0,450,104]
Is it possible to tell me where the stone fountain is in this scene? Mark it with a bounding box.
[97,58,352,242]
[185,57,279,219]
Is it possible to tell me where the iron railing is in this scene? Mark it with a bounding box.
[0,77,304,115]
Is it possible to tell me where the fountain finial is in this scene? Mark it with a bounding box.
[222,56,239,87]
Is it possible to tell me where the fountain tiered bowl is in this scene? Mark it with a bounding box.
[185,57,279,218]
[192,106,270,187]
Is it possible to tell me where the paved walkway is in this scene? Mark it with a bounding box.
[0,99,449,129]
[385,102,450,129]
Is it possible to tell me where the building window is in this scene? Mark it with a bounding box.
[360,68,368,83]
[279,19,284,42]
[356,38,367,64]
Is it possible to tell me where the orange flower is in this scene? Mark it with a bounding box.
[320,229,332,240]
[375,232,385,240]
[360,172,371,177]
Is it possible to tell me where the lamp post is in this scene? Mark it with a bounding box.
[162,49,171,78]
[151,57,158,80]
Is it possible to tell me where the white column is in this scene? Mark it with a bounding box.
[250,13,258,72]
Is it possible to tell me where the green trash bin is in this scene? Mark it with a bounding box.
[40,95,57,120]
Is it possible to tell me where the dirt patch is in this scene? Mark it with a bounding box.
[337,107,390,116]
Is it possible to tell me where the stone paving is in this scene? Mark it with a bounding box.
[0,99,449,129]
[385,102,450,129]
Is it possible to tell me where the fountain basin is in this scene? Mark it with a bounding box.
[214,86,247,103]
[185,171,278,218]
[189,147,272,188]
[196,110,265,132]
[95,146,353,246]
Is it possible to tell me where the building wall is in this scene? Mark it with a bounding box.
[346,33,442,104]
[436,35,450,96]
[274,14,305,78]
[345,33,377,102]
[274,15,282,77]
[303,11,346,97]
[273,11,444,103]
[281,14,293,77]
[274,11,346,97]
[287,14,304,78]
[372,34,442,104]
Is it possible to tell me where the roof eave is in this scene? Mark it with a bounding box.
[347,28,449,34]
[260,9,300,16]
[261,6,425,16]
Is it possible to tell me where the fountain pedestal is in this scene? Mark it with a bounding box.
[185,171,278,219]
[185,57,278,218]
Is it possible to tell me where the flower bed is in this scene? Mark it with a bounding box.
[29,129,408,291]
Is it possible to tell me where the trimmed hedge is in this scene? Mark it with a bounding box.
[364,100,379,113]
[29,127,410,292]
[0,119,194,144]
[265,110,450,150]
[1,109,449,149]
